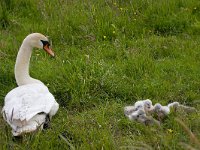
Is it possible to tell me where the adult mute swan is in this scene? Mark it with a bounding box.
[2,33,59,136]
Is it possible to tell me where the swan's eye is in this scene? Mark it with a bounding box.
[41,40,50,47]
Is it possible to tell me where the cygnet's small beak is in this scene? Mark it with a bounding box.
[43,45,55,57]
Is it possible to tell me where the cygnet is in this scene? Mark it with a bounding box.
[153,103,170,120]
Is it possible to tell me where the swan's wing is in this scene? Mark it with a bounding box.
[3,83,59,122]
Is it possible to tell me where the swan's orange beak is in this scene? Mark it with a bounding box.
[43,45,55,57]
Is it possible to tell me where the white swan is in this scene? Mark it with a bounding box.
[2,33,59,136]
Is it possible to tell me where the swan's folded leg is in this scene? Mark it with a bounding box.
[43,114,50,129]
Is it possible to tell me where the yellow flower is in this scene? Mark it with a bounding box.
[103,35,106,39]
[113,31,116,34]
[120,8,123,11]
[167,129,173,133]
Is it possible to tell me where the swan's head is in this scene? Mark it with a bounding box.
[24,33,54,56]
[154,103,170,115]
[134,101,144,111]
[128,109,146,121]
[143,99,153,110]
[167,102,179,109]
[154,103,162,112]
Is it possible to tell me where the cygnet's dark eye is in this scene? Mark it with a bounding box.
[41,40,50,47]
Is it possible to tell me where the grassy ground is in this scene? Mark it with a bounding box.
[1,0,200,149]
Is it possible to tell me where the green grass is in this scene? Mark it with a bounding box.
[1,0,200,149]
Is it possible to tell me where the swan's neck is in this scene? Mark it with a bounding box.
[15,42,42,86]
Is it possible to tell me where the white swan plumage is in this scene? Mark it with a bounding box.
[2,33,59,136]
